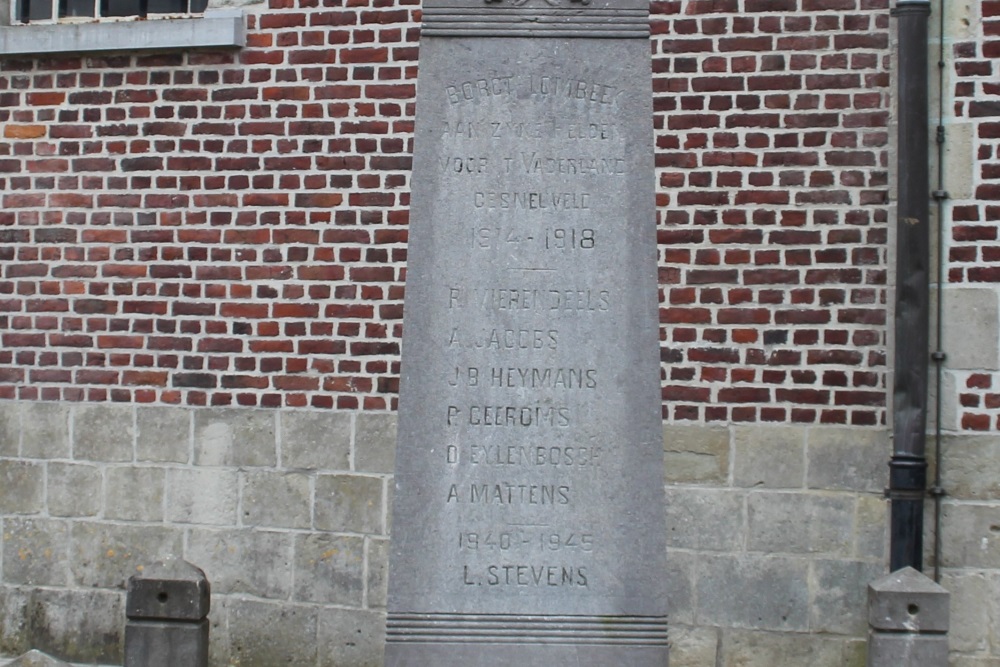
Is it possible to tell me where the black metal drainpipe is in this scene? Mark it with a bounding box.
[889,0,932,573]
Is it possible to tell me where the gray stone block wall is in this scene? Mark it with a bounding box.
[0,402,393,667]
[2,402,999,665]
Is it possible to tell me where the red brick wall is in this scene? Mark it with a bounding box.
[950,0,1000,431]
[0,0,893,424]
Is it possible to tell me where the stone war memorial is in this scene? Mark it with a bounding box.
[385,0,669,664]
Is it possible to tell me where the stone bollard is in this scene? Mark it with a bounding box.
[867,567,950,667]
[124,558,211,667]
[5,650,72,666]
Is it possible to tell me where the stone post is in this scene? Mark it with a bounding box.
[868,567,949,667]
[124,558,210,667]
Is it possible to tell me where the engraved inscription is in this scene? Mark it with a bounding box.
[448,287,611,313]
[469,443,604,467]
[445,75,625,107]
[446,405,572,428]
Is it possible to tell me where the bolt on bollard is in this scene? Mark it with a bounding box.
[867,567,950,667]
[125,558,210,667]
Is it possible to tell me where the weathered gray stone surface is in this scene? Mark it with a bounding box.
[185,528,292,600]
[315,474,383,534]
[1,519,70,587]
[70,523,183,589]
[292,533,365,606]
[46,463,101,518]
[241,470,311,529]
[280,411,351,470]
[105,467,165,522]
[939,434,1000,500]
[194,408,275,467]
[317,608,385,667]
[663,424,730,485]
[733,426,806,488]
[696,555,810,631]
[136,408,190,464]
[20,404,68,460]
[72,405,133,463]
[665,487,744,552]
[806,427,888,493]
[165,468,238,526]
[226,599,317,667]
[0,403,20,457]
[937,287,1000,370]
[354,413,396,474]
[747,492,854,555]
[0,461,44,515]
[387,1,666,662]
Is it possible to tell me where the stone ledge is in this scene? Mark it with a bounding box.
[0,9,244,56]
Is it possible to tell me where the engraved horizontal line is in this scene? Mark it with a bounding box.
[421,7,650,37]
[387,614,669,645]
[387,637,670,646]
[422,8,649,16]
[421,29,649,37]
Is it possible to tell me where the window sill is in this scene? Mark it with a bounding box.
[0,8,244,56]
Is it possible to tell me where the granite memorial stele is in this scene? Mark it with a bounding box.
[386,1,668,664]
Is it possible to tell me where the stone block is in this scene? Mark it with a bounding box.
[940,434,1000,500]
[194,408,276,467]
[205,595,230,667]
[226,599,317,667]
[0,586,30,656]
[747,492,854,556]
[927,369,958,432]
[1,519,70,586]
[20,403,69,460]
[806,427,888,493]
[733,426,806,488]
[241,470,311,529]
[46,463,101,518]
[663,550,695,625]
[940,571,990,652]
[280,410,351,471]
[354,412,397,474]
[126,558,210,622]
[185,528,292,600]
[0,402,20,456]
[866,633,948,666]
[292,533,365,606]
[165,468,238,526]
[70,523,183,589]
[124,621,208,667]
[721,629,865,667]
[22,588,124,664]
[73,404,134,463]
[940,502,1000,568]
[811,559,886,635]
[315,474,384,534]
[696,555,810,631]
[366,537,389,609]
[667,625,718,667]
[938,287,1000,370]
[105,467,165,522]
[0,461,44,515]
[136,407,191,463]
[664,487,745,552]
[855,494,888,561]
[317,608,385,667]
[663,424,730,485]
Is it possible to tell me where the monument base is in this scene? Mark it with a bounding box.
[385,643,668,666]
